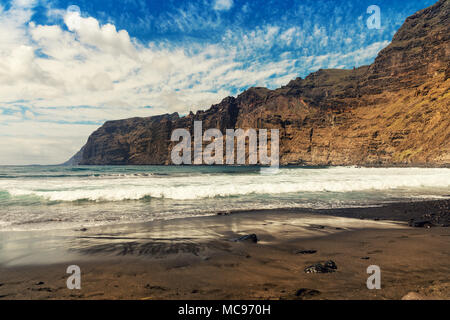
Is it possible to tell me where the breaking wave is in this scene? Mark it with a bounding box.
[1,167,449,202]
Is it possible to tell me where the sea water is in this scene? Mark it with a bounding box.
[0,165,448,231]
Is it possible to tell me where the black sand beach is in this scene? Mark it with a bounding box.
[0,200,449,300]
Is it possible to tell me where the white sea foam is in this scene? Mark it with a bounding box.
[1,167,449,202]
[1,166,449,231]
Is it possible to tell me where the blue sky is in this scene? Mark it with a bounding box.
[0,0,438,164]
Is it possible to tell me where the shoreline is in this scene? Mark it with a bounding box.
[0,199,449,300]
[219,199,450,224]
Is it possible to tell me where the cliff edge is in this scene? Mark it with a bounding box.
[71,0,450,166]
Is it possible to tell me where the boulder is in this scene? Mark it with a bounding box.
[295,288,321,299]
[234,234,258,243]
[304,260,338,273]
[409,219,433,228]
[295,250,317,255]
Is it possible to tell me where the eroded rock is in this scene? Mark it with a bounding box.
[295,250,317,255]
[304,260,338,273]
[409,220,433,228]
[295,288,321,299]
[67,1,450,168]
[234,234,258,243]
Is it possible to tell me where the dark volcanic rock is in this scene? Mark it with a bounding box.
[360,0,450,94]
[314,199,450,226]
[69,1,450,167]
[295,288,321,299]
[145,284,167,291]
[324,260,338,270]
[309,225,325,230]
[79,113,180,165]
[295,250,317,255]
[234,234,258,243]
[31,287,53,292]
[304,260,338,274]
[409,219,434,228]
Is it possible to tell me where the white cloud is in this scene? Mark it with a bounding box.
[158,3,223,33]
[0,8,303,119]
[280,27,297,46]
[213,0,234,12]
[0,3,388,164]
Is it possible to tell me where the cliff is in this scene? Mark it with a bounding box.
[72,0,450,166]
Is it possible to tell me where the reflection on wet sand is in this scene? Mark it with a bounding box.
[0,210,406,267]
[1,203,448,300]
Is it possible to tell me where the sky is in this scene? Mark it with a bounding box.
[0,0,437,165]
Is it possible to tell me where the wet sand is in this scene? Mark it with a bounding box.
[0,200,449,300]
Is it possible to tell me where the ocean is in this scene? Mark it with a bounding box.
[0,166,449,231]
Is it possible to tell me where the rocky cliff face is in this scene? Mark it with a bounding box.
[73,0,450,166]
